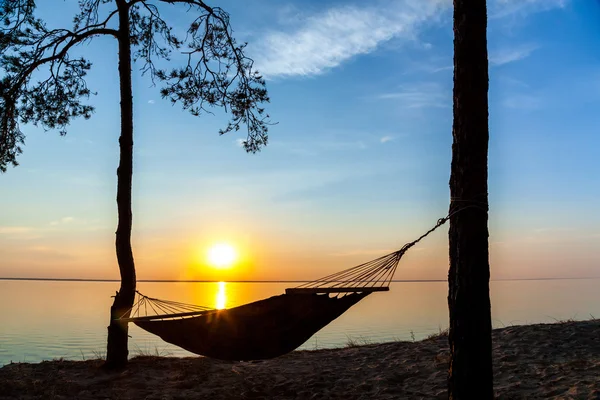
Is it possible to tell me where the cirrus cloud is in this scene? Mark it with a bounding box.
[490,44,539,66]
[253,0,450,78]
[251,0,569,78]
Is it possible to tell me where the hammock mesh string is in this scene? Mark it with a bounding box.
[119,291,214,321]
[296,250,402,291]
[302,253,392,287]
[294,216,451,292]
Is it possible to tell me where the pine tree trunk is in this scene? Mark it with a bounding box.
[105,0,136,369]
[447,0,493,398]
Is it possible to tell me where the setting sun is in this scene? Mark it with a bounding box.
[207,243,237,269]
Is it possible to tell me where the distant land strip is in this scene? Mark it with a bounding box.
[0,277,598,283]
[0,277,444,283]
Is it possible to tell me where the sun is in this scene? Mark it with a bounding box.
[207,243,237,269]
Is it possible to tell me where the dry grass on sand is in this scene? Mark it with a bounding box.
[1,320,599,399]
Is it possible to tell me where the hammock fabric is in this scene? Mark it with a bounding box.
[120,217,449,361]
[134,292,370,361]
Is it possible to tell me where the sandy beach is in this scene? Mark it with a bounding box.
[1,320,599,399]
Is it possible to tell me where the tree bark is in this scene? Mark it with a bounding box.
[105,0,136,369]
[447,0,493,398]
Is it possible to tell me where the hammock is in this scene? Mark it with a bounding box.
[119,217,449,361]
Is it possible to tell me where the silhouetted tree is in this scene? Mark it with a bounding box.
[0,0,271,369]
[447,0,493,398]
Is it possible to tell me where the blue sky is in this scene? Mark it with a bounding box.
[1,0,599,281]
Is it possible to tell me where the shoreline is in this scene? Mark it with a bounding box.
[1,320,599,399]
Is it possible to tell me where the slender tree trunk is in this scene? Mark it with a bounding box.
[447,0,493,398]
[105,0,136,369]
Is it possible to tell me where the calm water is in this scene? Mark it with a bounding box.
[1,279,600,366]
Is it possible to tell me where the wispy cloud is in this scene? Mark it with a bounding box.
[25,246,76,260]
[318,140,367,151]
[272,131,408,156]
[502,93,542,110]
[147,100,155,104]
[377,82,450,109]
[498,76,530,89]
[254,0,450,78]
[49,217,75,226]
[490,44,538,66]
[490,0,568,18]
[429,65,453,73]
[252,0,565,78]
[0,226,32,234]
[408,59,453,75]
[0,226,42,240]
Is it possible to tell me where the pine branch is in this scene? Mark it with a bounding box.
[0,1,119,171]
[0,0,273,172]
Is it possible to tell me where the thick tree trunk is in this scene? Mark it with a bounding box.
[447,0,493,398]
[105,0,136,369]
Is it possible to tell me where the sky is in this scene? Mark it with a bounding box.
[1,0,599,281]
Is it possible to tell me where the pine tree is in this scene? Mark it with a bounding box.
[1,0,271,368]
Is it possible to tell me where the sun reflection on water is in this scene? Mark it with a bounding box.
[216,281,226,309]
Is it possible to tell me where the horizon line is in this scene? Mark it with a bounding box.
[1,277,599,283]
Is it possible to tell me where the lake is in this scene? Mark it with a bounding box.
[1,279,599,366]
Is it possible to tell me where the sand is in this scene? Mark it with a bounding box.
[1,320,599,399]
